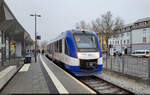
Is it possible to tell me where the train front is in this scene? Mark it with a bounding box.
[67,30,103,76]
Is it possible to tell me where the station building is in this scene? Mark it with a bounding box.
[108,17,150,55]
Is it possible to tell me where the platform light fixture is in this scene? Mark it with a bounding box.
[30,13,41,62]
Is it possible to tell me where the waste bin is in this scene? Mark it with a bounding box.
[24,54,31,63]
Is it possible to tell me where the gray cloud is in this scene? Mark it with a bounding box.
[5,0,150,42]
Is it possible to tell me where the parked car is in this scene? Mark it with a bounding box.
[131,50,150,57]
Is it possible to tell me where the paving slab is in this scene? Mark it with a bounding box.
[39,55,95,94]
[1,54,96,94]
[1,59,50,94]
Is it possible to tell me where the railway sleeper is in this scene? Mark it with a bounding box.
[95,85,112,90]
[89,83,108,87]
[97,87,122,94]
[85,81,101,84]
[111,89,127,94]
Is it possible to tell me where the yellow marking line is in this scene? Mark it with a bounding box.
[40,55,68,94]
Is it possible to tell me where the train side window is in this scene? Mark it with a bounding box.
[55,42,57,52]
[57,41,59,52]
[65,40,68,55]
[50,44,52,53]
[56,41,59,52]
[59,40,62,53]
[54,42,56,52]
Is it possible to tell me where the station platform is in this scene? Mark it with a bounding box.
[1,54,95,94]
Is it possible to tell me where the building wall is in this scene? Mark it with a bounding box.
[132,27,150,51]
[109,28,150,55]
[108,31,131,55]
[108,17,150,55]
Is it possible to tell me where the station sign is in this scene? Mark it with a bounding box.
[36,35,41,40]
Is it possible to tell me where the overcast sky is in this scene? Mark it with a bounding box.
[4,0,150,42]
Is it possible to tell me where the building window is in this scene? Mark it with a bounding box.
[139,22,144,26]
[143,37,147,43]
[145,21,148,24]
[127,32,129,36]
[130,26,132,29]
[127,40,130,44]
[115,41,117,44]
[143,28,146,31]
[124,40,126,44]
[121,33,124,37]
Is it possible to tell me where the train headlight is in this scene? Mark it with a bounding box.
[77,53,82,58]
[96,53,100,57]
[77,52,100,58]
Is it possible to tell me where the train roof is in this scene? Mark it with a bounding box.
[48,29,96,45]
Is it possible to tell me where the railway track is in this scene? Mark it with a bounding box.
[78,76,134,94]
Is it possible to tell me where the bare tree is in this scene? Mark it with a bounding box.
[91,18,102,33]
[99,11,124,49]
[90,18,105,49]
[75,20,89,30]
[100,11,114,49]
[113,16,124,33]
[75,11,124,51]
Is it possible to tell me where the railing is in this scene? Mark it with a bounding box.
[103,54,149,82]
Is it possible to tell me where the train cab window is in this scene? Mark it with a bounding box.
[74,34,98,52]
[65,40,68,55]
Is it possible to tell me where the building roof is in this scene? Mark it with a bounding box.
[124,23,133,27]
[135,17,150,23]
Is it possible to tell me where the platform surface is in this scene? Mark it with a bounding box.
[1,54,95,94]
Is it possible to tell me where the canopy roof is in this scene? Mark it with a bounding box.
[0,0,33,44]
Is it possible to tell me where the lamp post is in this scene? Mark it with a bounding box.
[30,13,41,62]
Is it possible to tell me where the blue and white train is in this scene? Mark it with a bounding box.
[47,29,103,76]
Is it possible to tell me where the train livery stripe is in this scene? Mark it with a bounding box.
[95,32,102,57]
[40,55,69,94]
[66,31,77,58]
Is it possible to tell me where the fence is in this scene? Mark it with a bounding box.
[0,57,24,72]
[103,54,149,81]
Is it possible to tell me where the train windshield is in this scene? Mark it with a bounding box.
[74,34,98,52]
